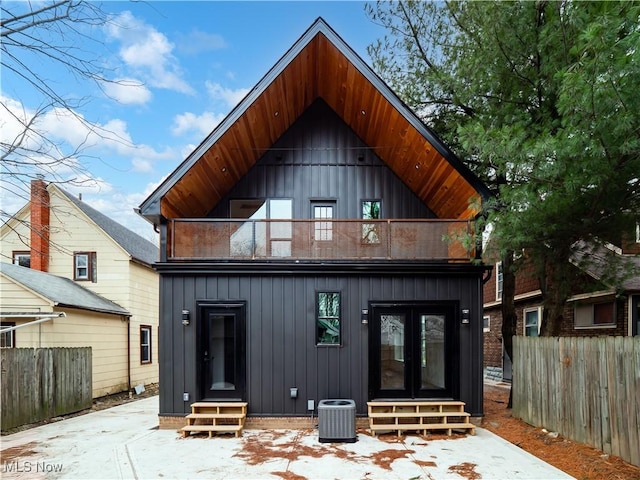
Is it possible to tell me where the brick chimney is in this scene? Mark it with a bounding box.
[30,178,50,272]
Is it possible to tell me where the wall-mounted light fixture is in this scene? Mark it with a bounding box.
[461,308,470,324]
[290,387,298,399]
[361,309,369,325]
[182,309,190,326]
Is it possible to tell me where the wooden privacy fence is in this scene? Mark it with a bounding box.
[1,348,92,431]
[513,337,640,467]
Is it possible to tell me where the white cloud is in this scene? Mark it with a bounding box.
[171,111,224,137]
[176,29,228,55]
[105,11,193,95]
[103,78,152,105]
[132,157,153,174]
[205,82,249,108]
[2,95,177,178]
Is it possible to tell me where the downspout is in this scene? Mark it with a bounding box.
[126,316,132,394]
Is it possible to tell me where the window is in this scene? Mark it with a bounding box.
[483,315,490,333]
[524,307,541,337]
[13,251,30,268]
[140,325,152,364]
[361,200,381,243]
[636,222,640,243]
[1,323,15,348]
[316,292,341,345]
[575,301,616,328]
[229,199,292,257]
[74,252,96,282]
[313,203,334,241]
[496,262,503,301]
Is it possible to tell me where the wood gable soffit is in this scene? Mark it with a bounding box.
[138,18,491,225]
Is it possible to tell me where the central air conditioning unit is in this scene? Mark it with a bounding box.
[318,399,357,443]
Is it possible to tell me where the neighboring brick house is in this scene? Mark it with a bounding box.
[0,179,160,396]
[483,231,640,381]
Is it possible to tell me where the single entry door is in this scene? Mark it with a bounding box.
[198,303,246,401]
[369,303,458,399]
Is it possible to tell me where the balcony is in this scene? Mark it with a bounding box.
[168,219,477,262]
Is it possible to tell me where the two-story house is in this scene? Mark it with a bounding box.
[483,232,640,382]
[138,18,492,427]
[0,179,160,397]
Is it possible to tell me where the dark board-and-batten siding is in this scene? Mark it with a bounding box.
[158,268,484,418]
[208,99,435,220]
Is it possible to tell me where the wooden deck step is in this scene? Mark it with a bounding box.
[367,400,475,437]
[181,402,248,438]
[181,424,243,438]
[186,413,246,420]
[369,411,470,419]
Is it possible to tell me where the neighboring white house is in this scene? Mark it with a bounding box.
[0,262,131,397]
[0,179,159,396]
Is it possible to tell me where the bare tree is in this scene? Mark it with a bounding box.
[1,1,134,217]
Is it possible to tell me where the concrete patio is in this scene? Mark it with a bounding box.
[0,396,574,479]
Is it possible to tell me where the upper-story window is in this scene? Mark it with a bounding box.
[312,202,335,241]
[230,199,292,257]
[74,252,97,282]
[362,200,381,244]
[13,251,30,268]
[496,262,504,301]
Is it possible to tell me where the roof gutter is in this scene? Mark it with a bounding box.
[0,312,66,332]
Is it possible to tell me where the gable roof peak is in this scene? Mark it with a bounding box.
[139,18,490,225]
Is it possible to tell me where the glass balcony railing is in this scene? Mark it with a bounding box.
[168,219,476,262]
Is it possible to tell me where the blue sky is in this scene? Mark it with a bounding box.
[2,1,387,241]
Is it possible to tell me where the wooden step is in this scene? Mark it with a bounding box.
[367,400,475,437]
[186,413,246,420]
[369,411,470,419]
[181,424,243,438]
[368,400,465,407]
[370,422,475,436]
[182,402,248,438]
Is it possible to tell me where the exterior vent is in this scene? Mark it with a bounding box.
[318,399,356,443]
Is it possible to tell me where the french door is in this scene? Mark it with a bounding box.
[369,302,458,399]
[198,303,246,401]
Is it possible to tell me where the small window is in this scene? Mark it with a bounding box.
[13,251,30,268]
[496,262,503,301]
[636,222,640,243]
[317,292,341,345]
[1,323,16,348]
[74,252,96,282]
[483,315,490,333]
[524,307,541,337]
[313,203,334,241]
[140,325,152,364]
[575,301,616,328]
[361,200,381,244]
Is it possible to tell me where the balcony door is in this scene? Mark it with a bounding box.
[369,302,458,399]
[198,302,246,401]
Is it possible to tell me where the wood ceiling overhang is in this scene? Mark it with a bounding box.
[138,18,491,225]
